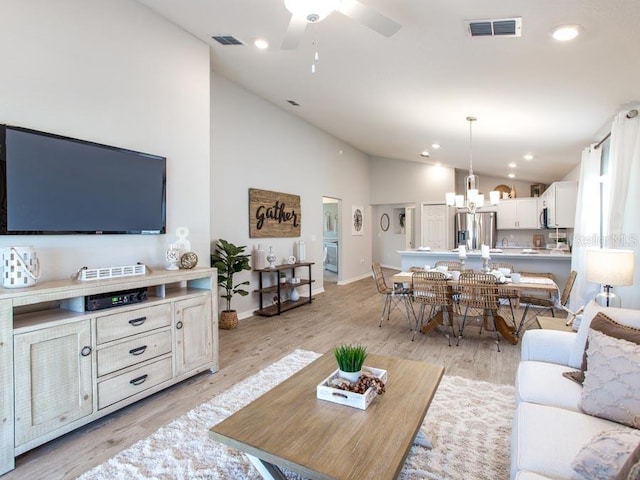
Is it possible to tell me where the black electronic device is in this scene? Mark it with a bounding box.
[85,287,148,311]
[0,124,166,235]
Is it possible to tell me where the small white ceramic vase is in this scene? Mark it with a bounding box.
[338,369,361,383]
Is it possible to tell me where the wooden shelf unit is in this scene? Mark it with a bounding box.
[254,262,314,317]
[0,267,218,476]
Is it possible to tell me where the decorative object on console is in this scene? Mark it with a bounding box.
[290,287,300,302]
[296,240,306,262]
[286,255,296,265]
[252,244,266,270]
[210,239,252,330]
[174,226,191,253]
[586,248,634,307]
[266,246,277,269]
[180,252,198,269]
[445,117,500,213]
[1,246,41,288]
[165,245,181,271]
[77,263,146,282]
[334,344,368,383]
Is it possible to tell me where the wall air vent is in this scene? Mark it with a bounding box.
[211,35,244,46]
[287,100,300,106]
[465,17,522,37]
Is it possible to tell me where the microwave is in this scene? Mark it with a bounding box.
[539,207,550,229]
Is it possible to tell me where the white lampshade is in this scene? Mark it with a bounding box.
[455,195,465,208]
[445,192,456,206]
[489,190,500,205]
[467,189,479,202]
[586,249,634,286]
[475,194,485,208]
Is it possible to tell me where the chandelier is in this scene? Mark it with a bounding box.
[445,116,500,213]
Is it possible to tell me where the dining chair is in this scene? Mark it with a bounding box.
[411,271,455,344]
[409,266,425,273]
[455,272,504,351]
[371,263,414,330]
[489,262,514,271]
[434,261,463,271]
[516,270,577,336]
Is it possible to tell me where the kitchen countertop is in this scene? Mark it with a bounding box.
[399,249,571,259]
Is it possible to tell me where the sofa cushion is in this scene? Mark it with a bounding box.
[580,329,640,428]
[516,361,582,411]
[511,402,633,480]
[570,301,640,368]
[570,428,640,480]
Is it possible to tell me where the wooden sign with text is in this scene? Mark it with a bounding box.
[249,188,301,238]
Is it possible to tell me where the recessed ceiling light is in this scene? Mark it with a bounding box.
[431,143,440,149]
[508,162,517,168]
[508,173,516,179]
[420,151,430,158]
[552,25,580,41]
[523,154,534,160]
[254,38,269,49]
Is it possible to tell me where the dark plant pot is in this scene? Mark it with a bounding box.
[219,310,238,330]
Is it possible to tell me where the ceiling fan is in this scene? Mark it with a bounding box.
[281,0,401,50]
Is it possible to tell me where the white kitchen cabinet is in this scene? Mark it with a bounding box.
[540,181,578,228]
[497,198,538,229]
[0,268,217,475]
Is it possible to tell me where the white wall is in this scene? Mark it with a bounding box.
[0,0,211,281]
[210,74,372,318]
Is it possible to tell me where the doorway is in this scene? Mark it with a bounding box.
[322,197,340,283]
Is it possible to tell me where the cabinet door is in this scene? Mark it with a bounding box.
[174,295,213,376]
[516,198,539,229]
[554,182,578,228]
[14,321,93,446]
[497,200,518,229]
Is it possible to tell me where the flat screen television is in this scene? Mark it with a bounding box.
[0,125,166,234]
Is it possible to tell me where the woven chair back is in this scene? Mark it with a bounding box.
[412,271,453,307]
[434,261,463,271]
[489,262,514,271]
[458,272,500,309]
[560,270,578,306]
[371,263,392,294]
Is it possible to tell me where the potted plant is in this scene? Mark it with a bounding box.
[334,344,368,383]
[210,239,251,330]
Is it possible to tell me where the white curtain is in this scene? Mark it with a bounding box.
[570,145,602,311]
[604,107,640,308]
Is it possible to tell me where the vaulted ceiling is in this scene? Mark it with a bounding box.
[136,0,640,184]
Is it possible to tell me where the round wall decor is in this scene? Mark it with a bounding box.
[380,213,390,231]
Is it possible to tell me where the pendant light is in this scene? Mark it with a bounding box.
[445,116,500,213]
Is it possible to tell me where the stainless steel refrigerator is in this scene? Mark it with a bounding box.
[454,211,497,250]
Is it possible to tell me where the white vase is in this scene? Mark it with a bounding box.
[290,287,300,302]
[338,369,361,383]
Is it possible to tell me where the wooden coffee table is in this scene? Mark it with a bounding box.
[209,352,444,480]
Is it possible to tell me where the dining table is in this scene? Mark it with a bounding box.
[391,270,559,344]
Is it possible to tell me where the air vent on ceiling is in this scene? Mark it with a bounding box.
[287,100,300,107]
[465,17,522,37]
[211,35,244,46]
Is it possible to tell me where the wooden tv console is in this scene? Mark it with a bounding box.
[0,267,218,475]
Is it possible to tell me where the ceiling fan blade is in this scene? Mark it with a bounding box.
[338,0,401,37]
[281,14,308,50]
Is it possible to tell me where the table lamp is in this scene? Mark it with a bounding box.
[586,248,635,307]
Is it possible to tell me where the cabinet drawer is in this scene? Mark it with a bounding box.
[96,303,172,344]
[97,329,172,377]
[98,356,172,409]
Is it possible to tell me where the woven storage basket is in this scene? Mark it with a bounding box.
[219,310,239,330]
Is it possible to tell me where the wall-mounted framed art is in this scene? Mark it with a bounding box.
[249,188,301,238]
[351,205,364,236]
[380,213,390,232]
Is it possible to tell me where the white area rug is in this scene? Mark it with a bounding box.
[78,349,515,480]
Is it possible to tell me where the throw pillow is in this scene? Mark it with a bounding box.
[571,428,640,480]
[580,329,640,428]
[571,312,640,385]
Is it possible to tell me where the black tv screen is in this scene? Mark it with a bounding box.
[0,125,166,234]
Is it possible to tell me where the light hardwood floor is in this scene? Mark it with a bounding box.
[6,268,529,480]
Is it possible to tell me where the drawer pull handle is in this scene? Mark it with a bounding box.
[130,374,148,386]
[80,346,92,357]
[176,321,183,330]
[128,316,147,326]
[129,345,147,356]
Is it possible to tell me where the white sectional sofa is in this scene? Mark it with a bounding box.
[511,300,640,480]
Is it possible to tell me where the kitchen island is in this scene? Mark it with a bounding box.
[399,249,573,288]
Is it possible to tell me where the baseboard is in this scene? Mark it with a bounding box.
[337,271,373,285]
